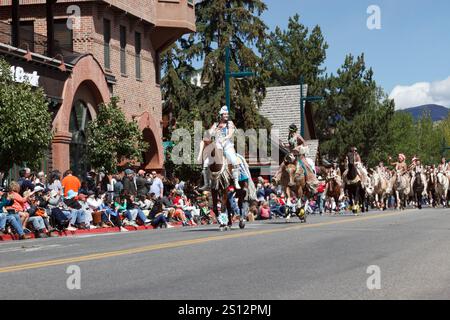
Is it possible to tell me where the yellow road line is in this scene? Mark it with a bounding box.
[0,210,410,274]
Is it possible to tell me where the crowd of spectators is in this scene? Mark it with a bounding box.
[1,167,341,241]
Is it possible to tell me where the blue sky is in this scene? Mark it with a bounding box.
[261,0,450,109]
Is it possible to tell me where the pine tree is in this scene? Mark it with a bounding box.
[185,0,271,130]
[318,54,394,166]
[261,14,328,93]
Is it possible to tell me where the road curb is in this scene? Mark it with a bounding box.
[0,221,189,242]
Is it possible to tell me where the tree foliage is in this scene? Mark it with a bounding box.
[0,59,53,173]
[261,14,328,93]
[182,0,271,130]
[87,97,148,174]
[317,54,396,167]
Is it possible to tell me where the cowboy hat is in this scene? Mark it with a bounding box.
[398,154,406,161]
[219,105,229,115]
[34,186,45,193]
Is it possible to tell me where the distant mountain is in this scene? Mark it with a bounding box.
[399,104,449,122]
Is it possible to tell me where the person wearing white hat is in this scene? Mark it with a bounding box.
[198,105,242,190]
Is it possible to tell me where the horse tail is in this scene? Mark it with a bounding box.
[236,154,257,201]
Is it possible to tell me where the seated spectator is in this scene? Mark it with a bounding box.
[172,190,194,226]
[26,190,54,237]
[124,194,151,227]
[47,170,63,194]
[34,172,46,190]
[63,190,87,231]
[62,170,81,198]
[256,184,265,203]
[79,182,89,196]
[0,188,31,240]
[77,193,95,229]
[7,181,31,230]
[138,194,153,216]
[269,194,284,218]
[18,168,35,195]
[257,202,272,220]
[148,199,173,229]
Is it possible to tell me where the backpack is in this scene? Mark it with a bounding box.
[50,207,70,231]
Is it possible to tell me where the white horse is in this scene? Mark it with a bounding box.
[369,171,389,210]
[436,172,449,207]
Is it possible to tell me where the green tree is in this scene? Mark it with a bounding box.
[318,54,395,166]
[185,0,271,130]
[414,112,442,164]
[261,14,328,92]
[0,59,53,174]
[385,112,416,162]
[161,42,201,130]
[86,97,148,174]
[438,114,450,157]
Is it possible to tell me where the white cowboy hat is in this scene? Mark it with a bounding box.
[219,105,229,115]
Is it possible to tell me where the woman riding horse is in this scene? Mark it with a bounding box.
[198,106,242,191]
[273,123,317,194]
[197,106,256,230]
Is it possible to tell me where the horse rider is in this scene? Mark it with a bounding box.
[389,153,408,175]
[349,147,368,183]
[272,124,316,184]
[410,157,424,177]
[437,157,448,174]
[408,155,419,172]
[198,105,242,191]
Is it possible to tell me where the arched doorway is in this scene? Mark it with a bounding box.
[142,127,159,168]
[69,100,92,177]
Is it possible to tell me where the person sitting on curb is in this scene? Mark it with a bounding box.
[124,194,151,227]
[148,199,174,229]
[7,181,31,231]
[63,190,87,231]
[0,188,31,240]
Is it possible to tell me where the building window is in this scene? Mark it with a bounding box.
[54,19,73,54]
[103,19,111,70]
[135,32,142,80]
[19,20,34,52]
[69,101,92,177]
[120,25,127,75]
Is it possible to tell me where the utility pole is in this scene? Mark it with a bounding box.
[299,76,323,137]
[225,46,254,113]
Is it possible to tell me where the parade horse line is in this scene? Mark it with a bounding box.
[201,145,449,231]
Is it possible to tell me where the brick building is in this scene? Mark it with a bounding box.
[0,0,195,176]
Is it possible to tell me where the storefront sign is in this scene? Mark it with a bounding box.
[10,65,40,87]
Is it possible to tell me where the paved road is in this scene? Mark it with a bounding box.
[1,207,450,300]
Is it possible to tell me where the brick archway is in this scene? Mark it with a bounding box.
[52,55,110,172]
[137,111,164,171]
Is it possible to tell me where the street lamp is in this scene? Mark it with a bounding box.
[300,76,324,137]
[225,46,255,113]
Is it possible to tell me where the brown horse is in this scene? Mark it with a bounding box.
[208,149,255,231]
[325,174,343,214]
